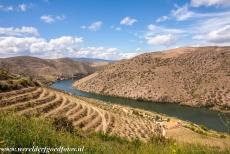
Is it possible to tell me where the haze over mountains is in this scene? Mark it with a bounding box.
[0,56,109,83]
[74,47,230,112]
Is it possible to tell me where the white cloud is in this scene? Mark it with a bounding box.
[0,36,83,57]
[0,26,124,59]
[156,16,169,22]
[194,25,230,43]
[146,34,178,46]
[40,15,55,23]
[136,48,141,51]
[0,4,32,12]
[81,21,103,31]
[111,25,122,31]
[147,24,157,31]
[191,0,230,7]
[0,5,13,11]
[119,52,139,59]
[88,21,103,31]
[171,4,194,21]
[18,4,27,12]
[80,25,87,29]
[120,17,137,26]
[187,10,230,45]
[0,26,135,60]
[170,4,230,21]
[0,35,135,59]
[115,27,122,31]
[144,24,183,47]
[145,9,230,48]
[147,24,184,34]
[56,15,66,20]
[40,15,65,24]
[0,27,39,37]
[74,47,118,59]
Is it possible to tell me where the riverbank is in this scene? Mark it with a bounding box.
[51,79,230,133]
[79,88,230,114]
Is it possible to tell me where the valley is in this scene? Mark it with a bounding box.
[1,0,230,153]
[0,69,229,152]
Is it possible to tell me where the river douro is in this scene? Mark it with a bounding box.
[50,79,230,133]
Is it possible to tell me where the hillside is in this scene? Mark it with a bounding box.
[74,47,230,112]
[0,69,39,92]
[0,56,96,84]
[0,83,229,149]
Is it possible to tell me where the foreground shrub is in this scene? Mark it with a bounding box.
[52,116,75,133]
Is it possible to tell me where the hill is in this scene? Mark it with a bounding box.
[0,56,96,84]
[0,69,39,92]
[74,47,230,112]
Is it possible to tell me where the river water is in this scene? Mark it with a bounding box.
[50,79,229,133]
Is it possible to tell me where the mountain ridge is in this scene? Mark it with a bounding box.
[0,56,96,84]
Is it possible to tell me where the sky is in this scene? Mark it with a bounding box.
[0,0,230,60]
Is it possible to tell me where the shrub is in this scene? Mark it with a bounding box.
[52,116,74,133]
[200,124,208,131]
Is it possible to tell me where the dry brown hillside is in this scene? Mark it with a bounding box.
[0,56,96,83]
[74,47,230,112]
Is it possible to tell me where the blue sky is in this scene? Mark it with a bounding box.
[0,0,230,59]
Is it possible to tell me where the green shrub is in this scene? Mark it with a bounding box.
[200,124,208,131]
[52,116,75,133]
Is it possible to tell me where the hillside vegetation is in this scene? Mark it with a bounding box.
[74,47,230,112]
[1,113,229,154]
[0,56,101,84]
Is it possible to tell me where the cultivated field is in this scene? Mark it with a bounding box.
[0,87,156,141]
[0,86,229,149]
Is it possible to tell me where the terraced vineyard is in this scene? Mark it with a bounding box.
[1,86,230,149]
[0,87,157,141]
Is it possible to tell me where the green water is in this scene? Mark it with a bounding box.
[50,79,230,133]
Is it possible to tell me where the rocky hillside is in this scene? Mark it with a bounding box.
[74,47,230,112]
[0,56,96,84]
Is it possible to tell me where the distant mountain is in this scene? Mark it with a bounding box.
[72,57,113,70]
[0,56,96,84]
[72,57,114,62]
[74,47,230,112]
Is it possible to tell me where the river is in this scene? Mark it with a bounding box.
[50,79,230,133]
